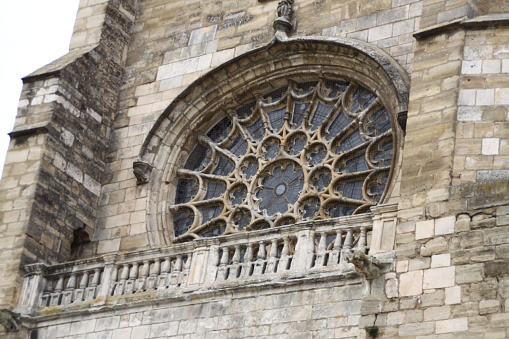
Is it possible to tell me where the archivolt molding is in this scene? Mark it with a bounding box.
[138,37,410,247]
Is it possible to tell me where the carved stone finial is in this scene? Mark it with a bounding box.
[0,309,21,332]
[133,161,153,185]
[274,0,295,39]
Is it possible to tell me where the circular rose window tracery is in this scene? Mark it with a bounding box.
[171,78,395,241]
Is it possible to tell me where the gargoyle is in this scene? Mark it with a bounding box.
[346,250,381,279]
[0,309,21,332]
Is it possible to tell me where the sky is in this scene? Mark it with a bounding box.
[0,0,80,176]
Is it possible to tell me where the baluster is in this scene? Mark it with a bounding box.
[328,230,343,265]
[146,259,161,290]
[55,276,64,292]
[85,268,101,301]
[146,259,160,290]
[169,256,182,286]
[74,271,89,302]
[91,269,101,287]
[180,254,191,286]
[80,271,90,289]
[277,237,291,273]
[125,262,139,293]
[266,239,279,273]
[39,278,52,307]
[50,276,64,306]
[66,273,77,290]
[153,259,161,276]
[159,257,171,289]
[341,229,354,264]
[242,243,254,277]
[174,256,183,271]
[130,262,140,280]
[108,265,119,296]
[253,241,267,275]
[136,260,150,292]
[217,247,230,281]
[228,246,241,280]
[114,264,129,295]
[43,278,53,293]
[62,273,77,305]
[357,227,368,252]
[315,232,328,268]
[344,229,354,249]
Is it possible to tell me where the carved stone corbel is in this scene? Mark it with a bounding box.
[133,161,153,185]
[0,309,21,332]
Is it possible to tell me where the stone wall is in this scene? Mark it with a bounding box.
[30,280,365,339]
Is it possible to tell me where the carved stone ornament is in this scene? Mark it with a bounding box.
[0,309,21,332]
[274,0,295,38]
[346,250,381,279]
[133,161,154,185]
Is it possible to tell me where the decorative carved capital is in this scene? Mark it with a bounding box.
[0,309,21,332]
[133,161,154,185]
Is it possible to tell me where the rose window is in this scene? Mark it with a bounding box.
[171,78,395,241]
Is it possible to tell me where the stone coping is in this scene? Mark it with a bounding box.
[414,14,509,39]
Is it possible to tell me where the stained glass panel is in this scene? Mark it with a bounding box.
[292,102,309,128]
[310,102,333,131]
[327,110,350,140]
[267,108,286,132]
[204,181,226,200]
[176,178,198,204]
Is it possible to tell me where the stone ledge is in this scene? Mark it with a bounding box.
[463,13,509,28]
[414,14,509,40]
[413,17,465,40]
[8,122,53,139]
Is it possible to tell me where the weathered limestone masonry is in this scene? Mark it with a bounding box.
[1,0,509,338]
[0,0,137,312]
[393,0,509,338]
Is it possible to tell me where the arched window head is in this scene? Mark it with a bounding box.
[171,77,395,241]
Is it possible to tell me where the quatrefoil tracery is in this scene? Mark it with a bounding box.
[171,78,394,241]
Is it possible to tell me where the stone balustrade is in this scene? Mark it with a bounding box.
[17,206,397,316]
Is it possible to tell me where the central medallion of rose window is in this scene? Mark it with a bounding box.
[171,78,396,241]
[256,162,304,216]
